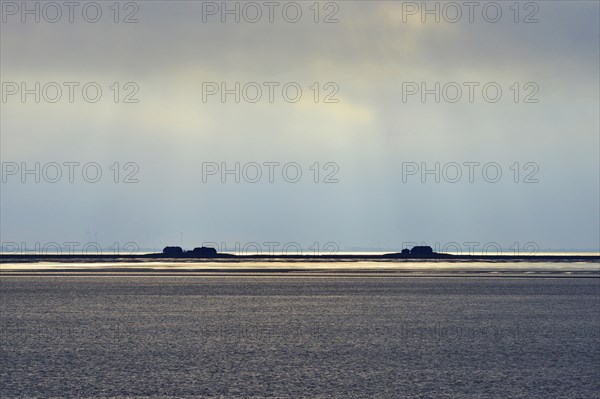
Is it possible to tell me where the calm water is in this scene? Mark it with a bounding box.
[1,275,599,398]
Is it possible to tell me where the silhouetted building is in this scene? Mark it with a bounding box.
[191,246,217,256]
[401,249,410,256]
[410,246,433,256]
[163,246,183,255]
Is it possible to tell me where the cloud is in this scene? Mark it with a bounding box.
[1,1,598,249]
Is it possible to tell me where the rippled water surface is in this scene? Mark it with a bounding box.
[1,275,599,398]
[2,260,599,272]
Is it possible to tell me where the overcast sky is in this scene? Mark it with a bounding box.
[1,1,599,253]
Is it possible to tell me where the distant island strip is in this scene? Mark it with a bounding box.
[1,245,599,263]
[161,245,443,257]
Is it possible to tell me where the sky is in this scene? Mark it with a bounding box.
[1,1,599,253]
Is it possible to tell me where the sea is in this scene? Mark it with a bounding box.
[1,260,599,398]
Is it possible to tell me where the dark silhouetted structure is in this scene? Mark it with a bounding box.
[191,246,217,256]
[401,249,410,256]
[410,246,434,256]
[163,246,183,255]
[162,246,217,256]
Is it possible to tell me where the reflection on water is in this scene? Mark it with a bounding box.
[1,260,599,272]
[1,276,599,398]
